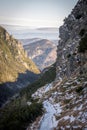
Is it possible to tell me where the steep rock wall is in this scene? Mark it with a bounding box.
[56,0,87,81]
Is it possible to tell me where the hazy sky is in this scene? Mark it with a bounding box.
[0,0,78,27]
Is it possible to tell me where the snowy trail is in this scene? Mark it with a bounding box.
[39,100,62,130]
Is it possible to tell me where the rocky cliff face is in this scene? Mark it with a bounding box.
[0,26,40,83]
[0,26,40,106]
[56,0,87,82]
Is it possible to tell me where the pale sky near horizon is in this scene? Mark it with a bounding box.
[0,0,78,28]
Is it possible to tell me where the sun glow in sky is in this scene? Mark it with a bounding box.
[0,0,78,28]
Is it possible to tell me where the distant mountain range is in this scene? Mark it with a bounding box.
[1,24,59,40]
[22,38,57,70]
[1,24,58,31]
[37,27,58,31]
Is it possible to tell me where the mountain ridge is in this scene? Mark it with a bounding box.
[23,39,57,70]
[0,26,40,83]
[0,26,40,106]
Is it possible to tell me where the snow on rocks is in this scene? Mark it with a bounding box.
[65,92,74,100]
[56,77,87,129]
[27,101,32,106]
[62,115,75,123]
[29,69,87,130]
[32,83,53,99]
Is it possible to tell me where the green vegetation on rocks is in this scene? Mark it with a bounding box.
[78,34,87,53]
[0,62,56,130]
[0,102,43,130]
[79,29,85,37]
[20,63,56,100]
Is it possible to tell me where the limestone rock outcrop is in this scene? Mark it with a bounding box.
[56,0,87,81]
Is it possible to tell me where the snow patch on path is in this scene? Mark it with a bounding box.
[39,100,62,130]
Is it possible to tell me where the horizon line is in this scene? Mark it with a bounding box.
[0,23,60,29]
